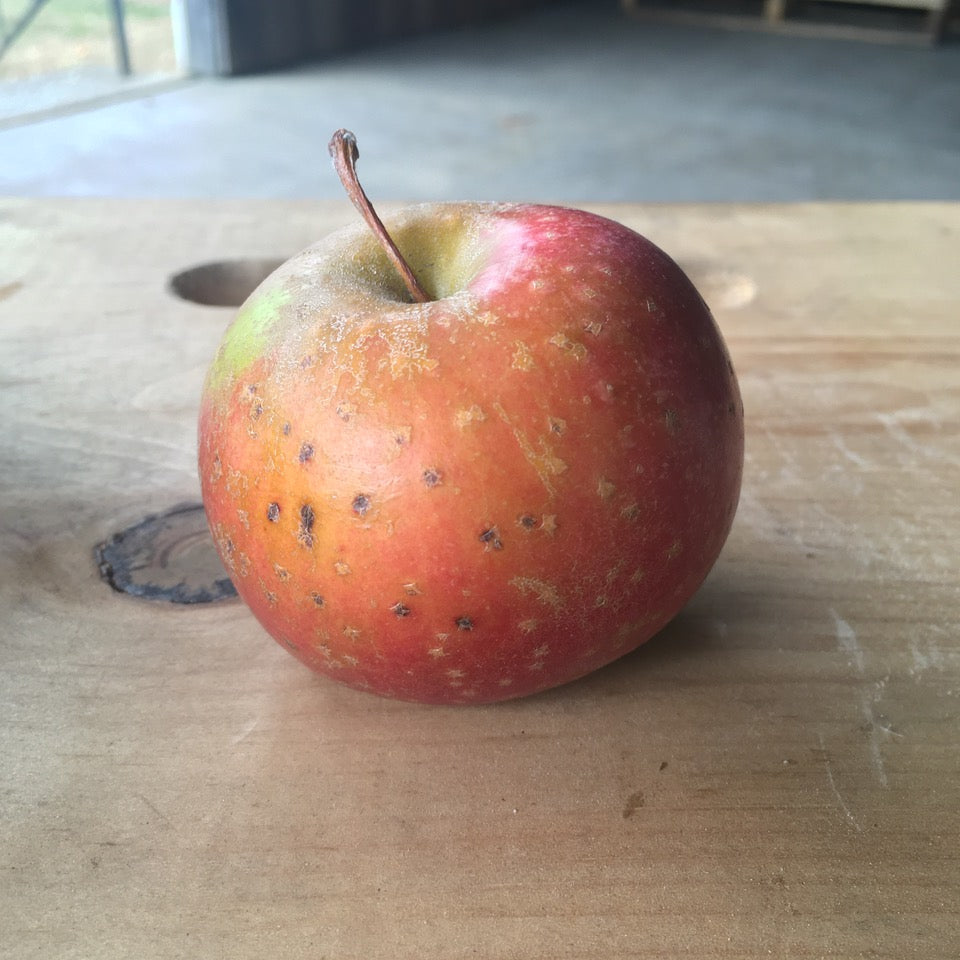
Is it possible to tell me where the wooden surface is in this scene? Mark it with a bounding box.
[2,199,958,959]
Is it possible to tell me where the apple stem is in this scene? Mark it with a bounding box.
[328,129,431,304]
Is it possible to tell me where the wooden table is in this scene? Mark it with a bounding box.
[2,199,958,958]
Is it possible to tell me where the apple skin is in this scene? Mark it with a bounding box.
[198,203,743,704]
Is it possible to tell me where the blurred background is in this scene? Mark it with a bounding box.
[1,0,958,200]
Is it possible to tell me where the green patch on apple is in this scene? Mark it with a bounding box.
[209,285,291,393]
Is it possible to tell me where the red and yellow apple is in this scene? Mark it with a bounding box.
[198,133,742,704]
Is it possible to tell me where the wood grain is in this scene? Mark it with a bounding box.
[2,199,958,959]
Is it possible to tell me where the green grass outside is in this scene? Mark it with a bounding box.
[1,0,175,77]
[2,0,168,40]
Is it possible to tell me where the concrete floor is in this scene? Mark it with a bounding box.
[1,1,959,201]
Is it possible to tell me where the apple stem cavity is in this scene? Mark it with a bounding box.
[328,129,431,304]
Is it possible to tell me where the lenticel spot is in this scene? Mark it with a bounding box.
[479,527,503,550]
[298,504,315,547]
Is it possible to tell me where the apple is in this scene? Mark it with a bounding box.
[198,130,743,704]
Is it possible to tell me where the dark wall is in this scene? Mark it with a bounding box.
[180,0,557,76]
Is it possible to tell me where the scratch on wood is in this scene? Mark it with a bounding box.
[136,793,172,829]
[828,429,873,470]
[830,607,888,787]
[831,606,864,674]
[231,716,260,744]
[877,411,959,467]
[817,733,862,833]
